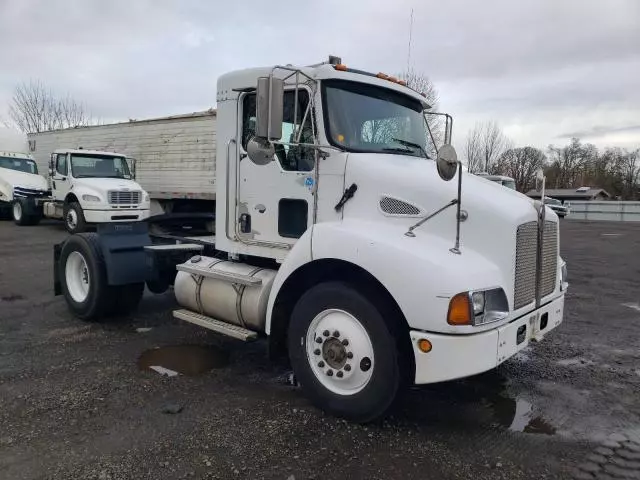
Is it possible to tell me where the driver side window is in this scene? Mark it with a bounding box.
[56,154,67,176]
[241,90,315,172]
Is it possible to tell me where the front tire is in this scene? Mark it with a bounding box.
[288,281,402,423]
[12,198,40,226]
[64,202,87,234]
[59,233,144,320]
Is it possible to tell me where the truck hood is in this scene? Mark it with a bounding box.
[74,177,144,195]
[0,167,48,191]
[342,153,555,306]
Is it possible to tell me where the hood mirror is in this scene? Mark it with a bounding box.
[436,144,458,181]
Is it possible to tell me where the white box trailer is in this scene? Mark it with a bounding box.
[27,110,217,213]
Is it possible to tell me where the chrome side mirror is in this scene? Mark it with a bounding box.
[255,76,284,140]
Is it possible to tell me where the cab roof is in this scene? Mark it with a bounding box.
[217,59,431,109]
[0,151,33,160]
[54,148,126,157]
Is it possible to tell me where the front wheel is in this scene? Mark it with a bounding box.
[12,198,40,226]
[288,281,402,423]
[64,202,87,234]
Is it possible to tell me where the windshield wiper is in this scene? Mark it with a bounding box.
[391,138,429,159]
[382,147,419,157]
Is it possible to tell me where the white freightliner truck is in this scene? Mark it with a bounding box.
[52,57,568,422]
[0,151,48,221]
[4,147,150,232]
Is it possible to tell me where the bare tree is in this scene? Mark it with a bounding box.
[4,80,95,133]
[492,146,546,192]
[464,121,511,173]
[398,69,441,157]
[464,126,484,173]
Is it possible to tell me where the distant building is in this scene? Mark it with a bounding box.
[525,187,612,202]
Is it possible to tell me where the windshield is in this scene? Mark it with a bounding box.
[502,180,516,190]
[323,80,427,158]
[70,154,131,179]
[0,156,38,174]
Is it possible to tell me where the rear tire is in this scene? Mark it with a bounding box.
[64,202,87,234]
[59,233,143,320]
[288,281,402,423]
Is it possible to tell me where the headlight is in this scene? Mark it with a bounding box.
[143,193,150,202]
[82,194,101,202]
[471,291,485,315]
[448,288,509,326]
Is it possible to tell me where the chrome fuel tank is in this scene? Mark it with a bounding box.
[174,257,277,333]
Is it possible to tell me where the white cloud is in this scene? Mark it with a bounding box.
[0,0,638,151]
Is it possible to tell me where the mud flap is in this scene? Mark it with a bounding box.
[97,222,153,285]
[53,242,62,296]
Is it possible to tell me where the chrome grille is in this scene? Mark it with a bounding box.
[514,220,558,309]
[108,190,141,205]
[540,221,558,298]
[514,221,538,309]
[379,196,420,216]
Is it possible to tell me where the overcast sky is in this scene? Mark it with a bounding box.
[1,0,639,153]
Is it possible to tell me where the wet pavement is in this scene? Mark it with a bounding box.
[0,219,639,479]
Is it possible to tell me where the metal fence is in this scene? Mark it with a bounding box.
[567,201,640,222]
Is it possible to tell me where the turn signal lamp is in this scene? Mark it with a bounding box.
[334,64,348,71]
[447,293,472,325]
[417,339,432,353]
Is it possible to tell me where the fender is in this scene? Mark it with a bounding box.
[270,220,511,335]
[265,226,313,335]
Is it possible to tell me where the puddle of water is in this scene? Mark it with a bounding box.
[138,345,229,376]
[487,395,557,435]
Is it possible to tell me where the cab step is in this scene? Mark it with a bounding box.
[173,309,259,341]
[144,243,204,252]
[176,263,263,286]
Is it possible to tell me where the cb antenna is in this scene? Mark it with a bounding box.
[406,8,414,74]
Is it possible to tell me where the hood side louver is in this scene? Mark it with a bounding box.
[379,196,421,216]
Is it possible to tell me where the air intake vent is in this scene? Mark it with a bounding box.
[379,196,421,216]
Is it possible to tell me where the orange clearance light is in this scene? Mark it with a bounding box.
[447,293,472,325]
[397,80,407,86]
[420,92,427,97]
[337,134,345,142]
[334,64,348,71]
[388,76,398,83]
[417,339,432,353]
[376,72,389,79]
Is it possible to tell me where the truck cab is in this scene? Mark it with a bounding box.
[53,57,568,422]
[14,148,151,232]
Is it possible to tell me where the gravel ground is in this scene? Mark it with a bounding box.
[0,219,639,480]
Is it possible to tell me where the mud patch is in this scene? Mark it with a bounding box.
[557,357,595,367]
[138,345,229,376]
[1,294,24,302]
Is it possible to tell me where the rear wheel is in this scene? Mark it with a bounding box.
[288,281,402,423]
[59,233,144,320]
[64,202,87,234]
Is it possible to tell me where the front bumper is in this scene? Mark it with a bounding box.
[84,208,150,223]
[411,293,565,384]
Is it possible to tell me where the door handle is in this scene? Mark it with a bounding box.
[61,177,66,181]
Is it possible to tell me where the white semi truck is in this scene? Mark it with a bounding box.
[0,151,48,223]
[53,57,568,422]
[5,148,150,233]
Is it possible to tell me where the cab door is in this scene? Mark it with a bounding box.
[51,153,70,200]
[235,88,316,248]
